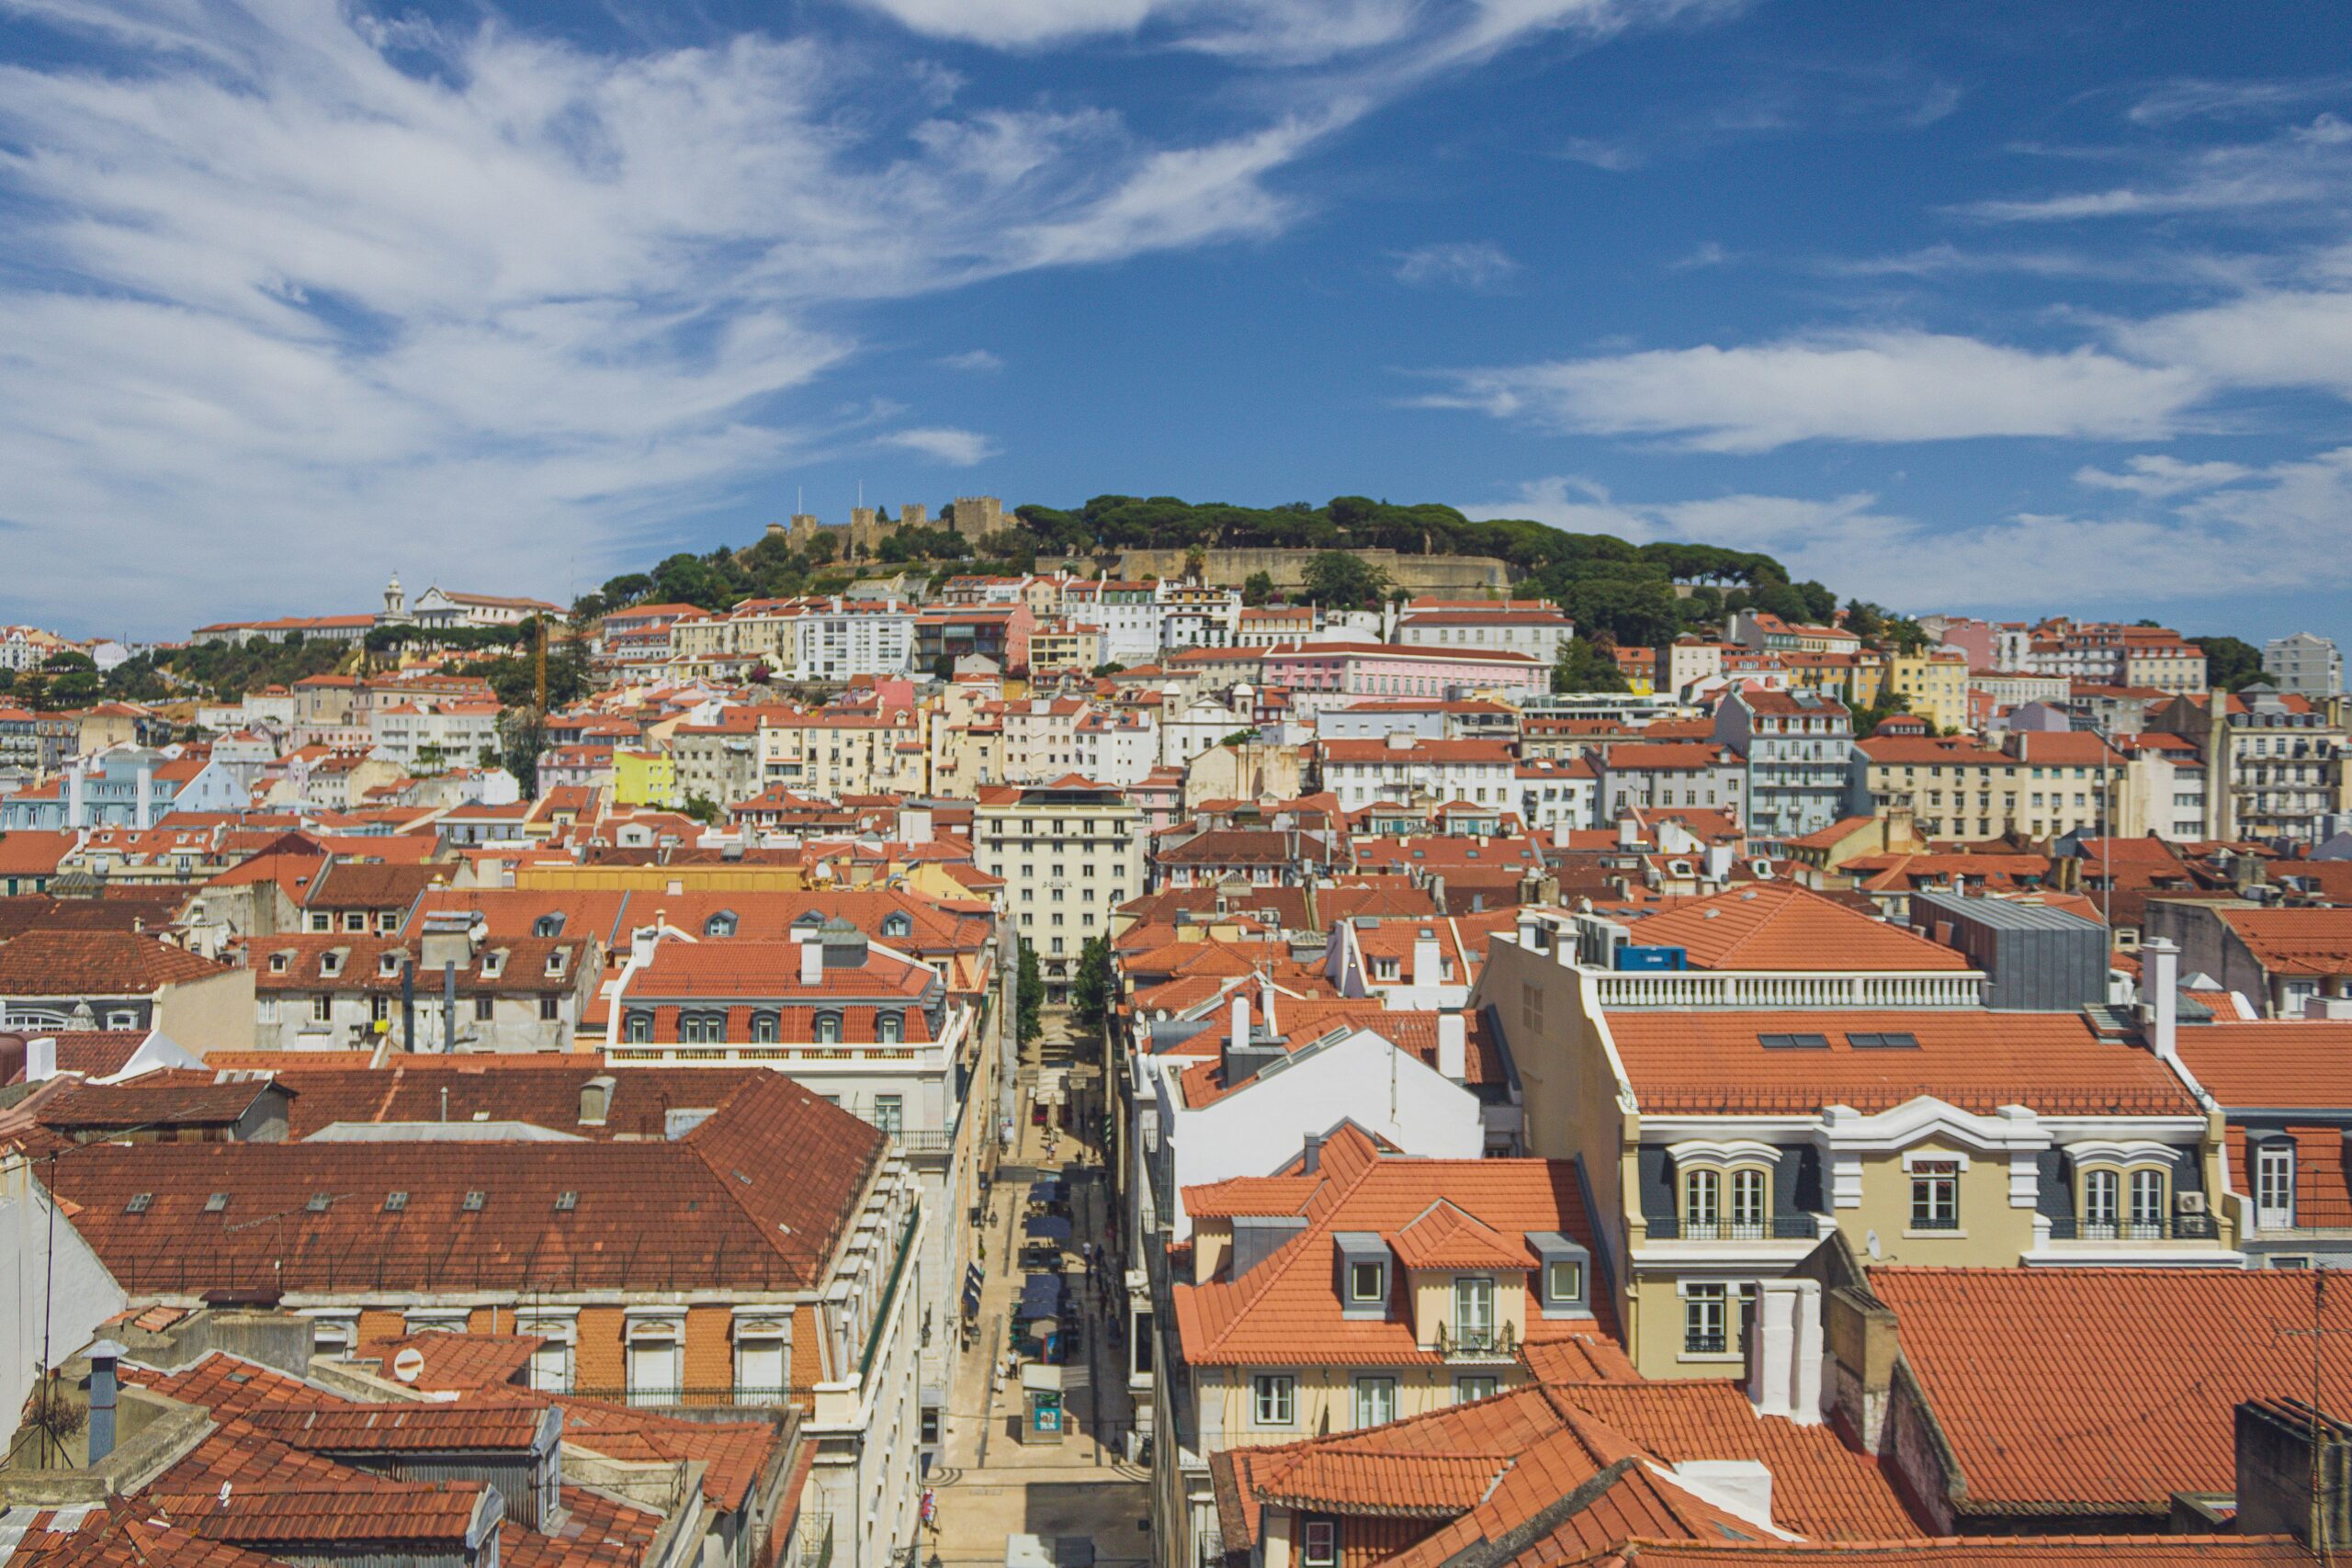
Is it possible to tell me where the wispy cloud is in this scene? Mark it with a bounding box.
[4,0,1681,632]
[1468,450,2352,610]
[1392,241,1519,289]
[937,349,1005,372]
[1421,331,2201,453]
[2074,455,2252,498]
[2128,75,2352,127]
[1956,112,2352,223]
[1555,136,1642,170]
[882,426,1000,465]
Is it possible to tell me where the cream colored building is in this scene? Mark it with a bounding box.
[757,708,927,798]
[1475,899,2233,1382]
[974,775,1145,1000]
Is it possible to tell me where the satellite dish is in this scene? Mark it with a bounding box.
[392,1348,426,1384]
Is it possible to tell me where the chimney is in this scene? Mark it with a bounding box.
[1411,931,1442,989]
[1617,814,1639,848]
[629,924,661,969]
[1436,1011,1467,1081]
[1744,1277,1824,1426]
[1551,820,1571,850]
[2235,1397,2352,1552]
[26,1035,57,1082]
[87,1339,126,1462]
[800,935,824,987]
[67,761,86,829]
[134,764,154,831]
[1231,993,1250,1054]
[579,1074,615,1126]
[2142,936,2180,1063]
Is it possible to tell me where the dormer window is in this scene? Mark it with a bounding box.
[269,952,291,975]
[1529,1232,1591,1317]
[625,1011,653,1044]
[320,950,345,978]
[546,950,567,977]
[876,1011,903,1045]
[534,914,566,939]
[1334,1233,1392,1320]
[481,950,506,979]
[882,912,912,938]
[706,911,738,938]
[379,953,401,977]
[751,1010,779,1044]
[814,1011,842,1045]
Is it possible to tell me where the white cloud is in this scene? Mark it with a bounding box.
[1555,136,1641,170]
[1467,453,2352,611]
[938,349,1005,372]
[1392,241,1519,288]
[883,426,1000,465]
[2074,455,2252,498]
[1425,331,2202,453]
[0,1,1387,632]
[1956,113,2352,223]
[2118,289,2352,397]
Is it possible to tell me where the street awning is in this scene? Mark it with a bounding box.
[1024,1214,1073,1242]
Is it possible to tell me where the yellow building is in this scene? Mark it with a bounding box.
[611,748,679,809]
[1027,620,1105,675]
[1887,649,1971,732]
[1475,895,2232,1381]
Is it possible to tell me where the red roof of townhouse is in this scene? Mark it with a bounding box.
[2216,908,2352,976]
[1870,1267,2352,1520]
[1602,1010,2196,1117]
[1173,1124,1611,1367]
[1611,884,1968,972]
[1596,743,1737,773]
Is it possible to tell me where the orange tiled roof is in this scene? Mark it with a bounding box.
[2173,1020,2352,1109]
[1602,1010,2197,1116]
[1172,1125,1608,1367]
[1871,1266,2352,1517]
[1611,885,1969,973]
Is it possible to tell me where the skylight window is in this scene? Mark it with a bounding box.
[384,1191,408,1212]
[1847,1032,1920,1050]
[305,1192,333,1213]
[125,1193,153,1213]
[463,1190,486,1212]
[205,1192,229,1213]
[1757,1032,1830,1050]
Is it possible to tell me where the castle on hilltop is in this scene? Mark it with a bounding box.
[766,495,1008,558]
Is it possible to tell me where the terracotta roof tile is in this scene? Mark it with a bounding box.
[1602,1010,2196,1116]
[1871,1267,2352,1517]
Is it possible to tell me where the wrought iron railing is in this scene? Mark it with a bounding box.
[2048,1213,2219,1241]
[1432,1321,1517,1361]
[1646,1214,1820,1241]
[561,1384,792,1408]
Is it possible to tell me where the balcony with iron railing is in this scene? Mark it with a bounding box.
[2046,1213,2220,1242]
[555,1384,791,1409]
[1430,1321,1518,1363]
[1645,1214,1823,1242]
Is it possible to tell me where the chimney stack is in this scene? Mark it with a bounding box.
[2142,936,2180,1063]
[1411,931,1442,989]
[2236,1397,2352,1553]
[134,764,154,831]
[26,1035,57,1082]
[1744,1278,1824,1426]
[87,1339,126,1462]
[800,933,825,987]
[1436,1011,1467,1081]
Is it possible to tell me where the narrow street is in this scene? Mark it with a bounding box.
[925,1013,1152,1568]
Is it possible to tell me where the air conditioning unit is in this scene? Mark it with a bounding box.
[2177,1190,2208,1215]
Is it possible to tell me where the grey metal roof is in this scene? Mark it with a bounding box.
[1911,890,2100,932]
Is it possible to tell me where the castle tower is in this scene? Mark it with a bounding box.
[900,502,929,534]
[949,495,1003,537]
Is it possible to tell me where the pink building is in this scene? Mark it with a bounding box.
[1260,640,1545,699]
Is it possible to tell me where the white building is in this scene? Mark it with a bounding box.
[1073,708,1160,788]
[1316,734,1517,812]
[369,700,503,773]
[1396,603,1574,667]
[2265,632,2344,700]
[787,598,919,683]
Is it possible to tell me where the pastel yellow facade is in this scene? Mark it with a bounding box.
[612,749,678,808]
[1887,651,1971,732]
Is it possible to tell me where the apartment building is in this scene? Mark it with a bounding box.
[40,1070,928,1568]
[1852,729,2121,841]
[1395,601,1574,666]
[1316,736,1517,813]
[251,923,595,1053]
[1476,891,2233,1380]
[2147,686,2350,844]
[975,775,1148,998]
[1885,648,1971,731]
[2264,631,2342,699]
[757,708,926,797]
[1592,742,1747,824]
[1156,1124,1601,1568]
[1715,686,1851,840]
[369,698,502,773]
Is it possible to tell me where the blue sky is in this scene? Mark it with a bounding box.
[5,1,2352,646]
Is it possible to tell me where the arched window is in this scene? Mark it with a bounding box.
[751,1011,779,1044]
[876,1011,902,1045]
[814,1011,842,1045]
[705,911,738,938]
[882,913,912,938]
[625,1011,652,1044]
[1681,1169,1718,1228]
[2084,1168,2120,1228]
